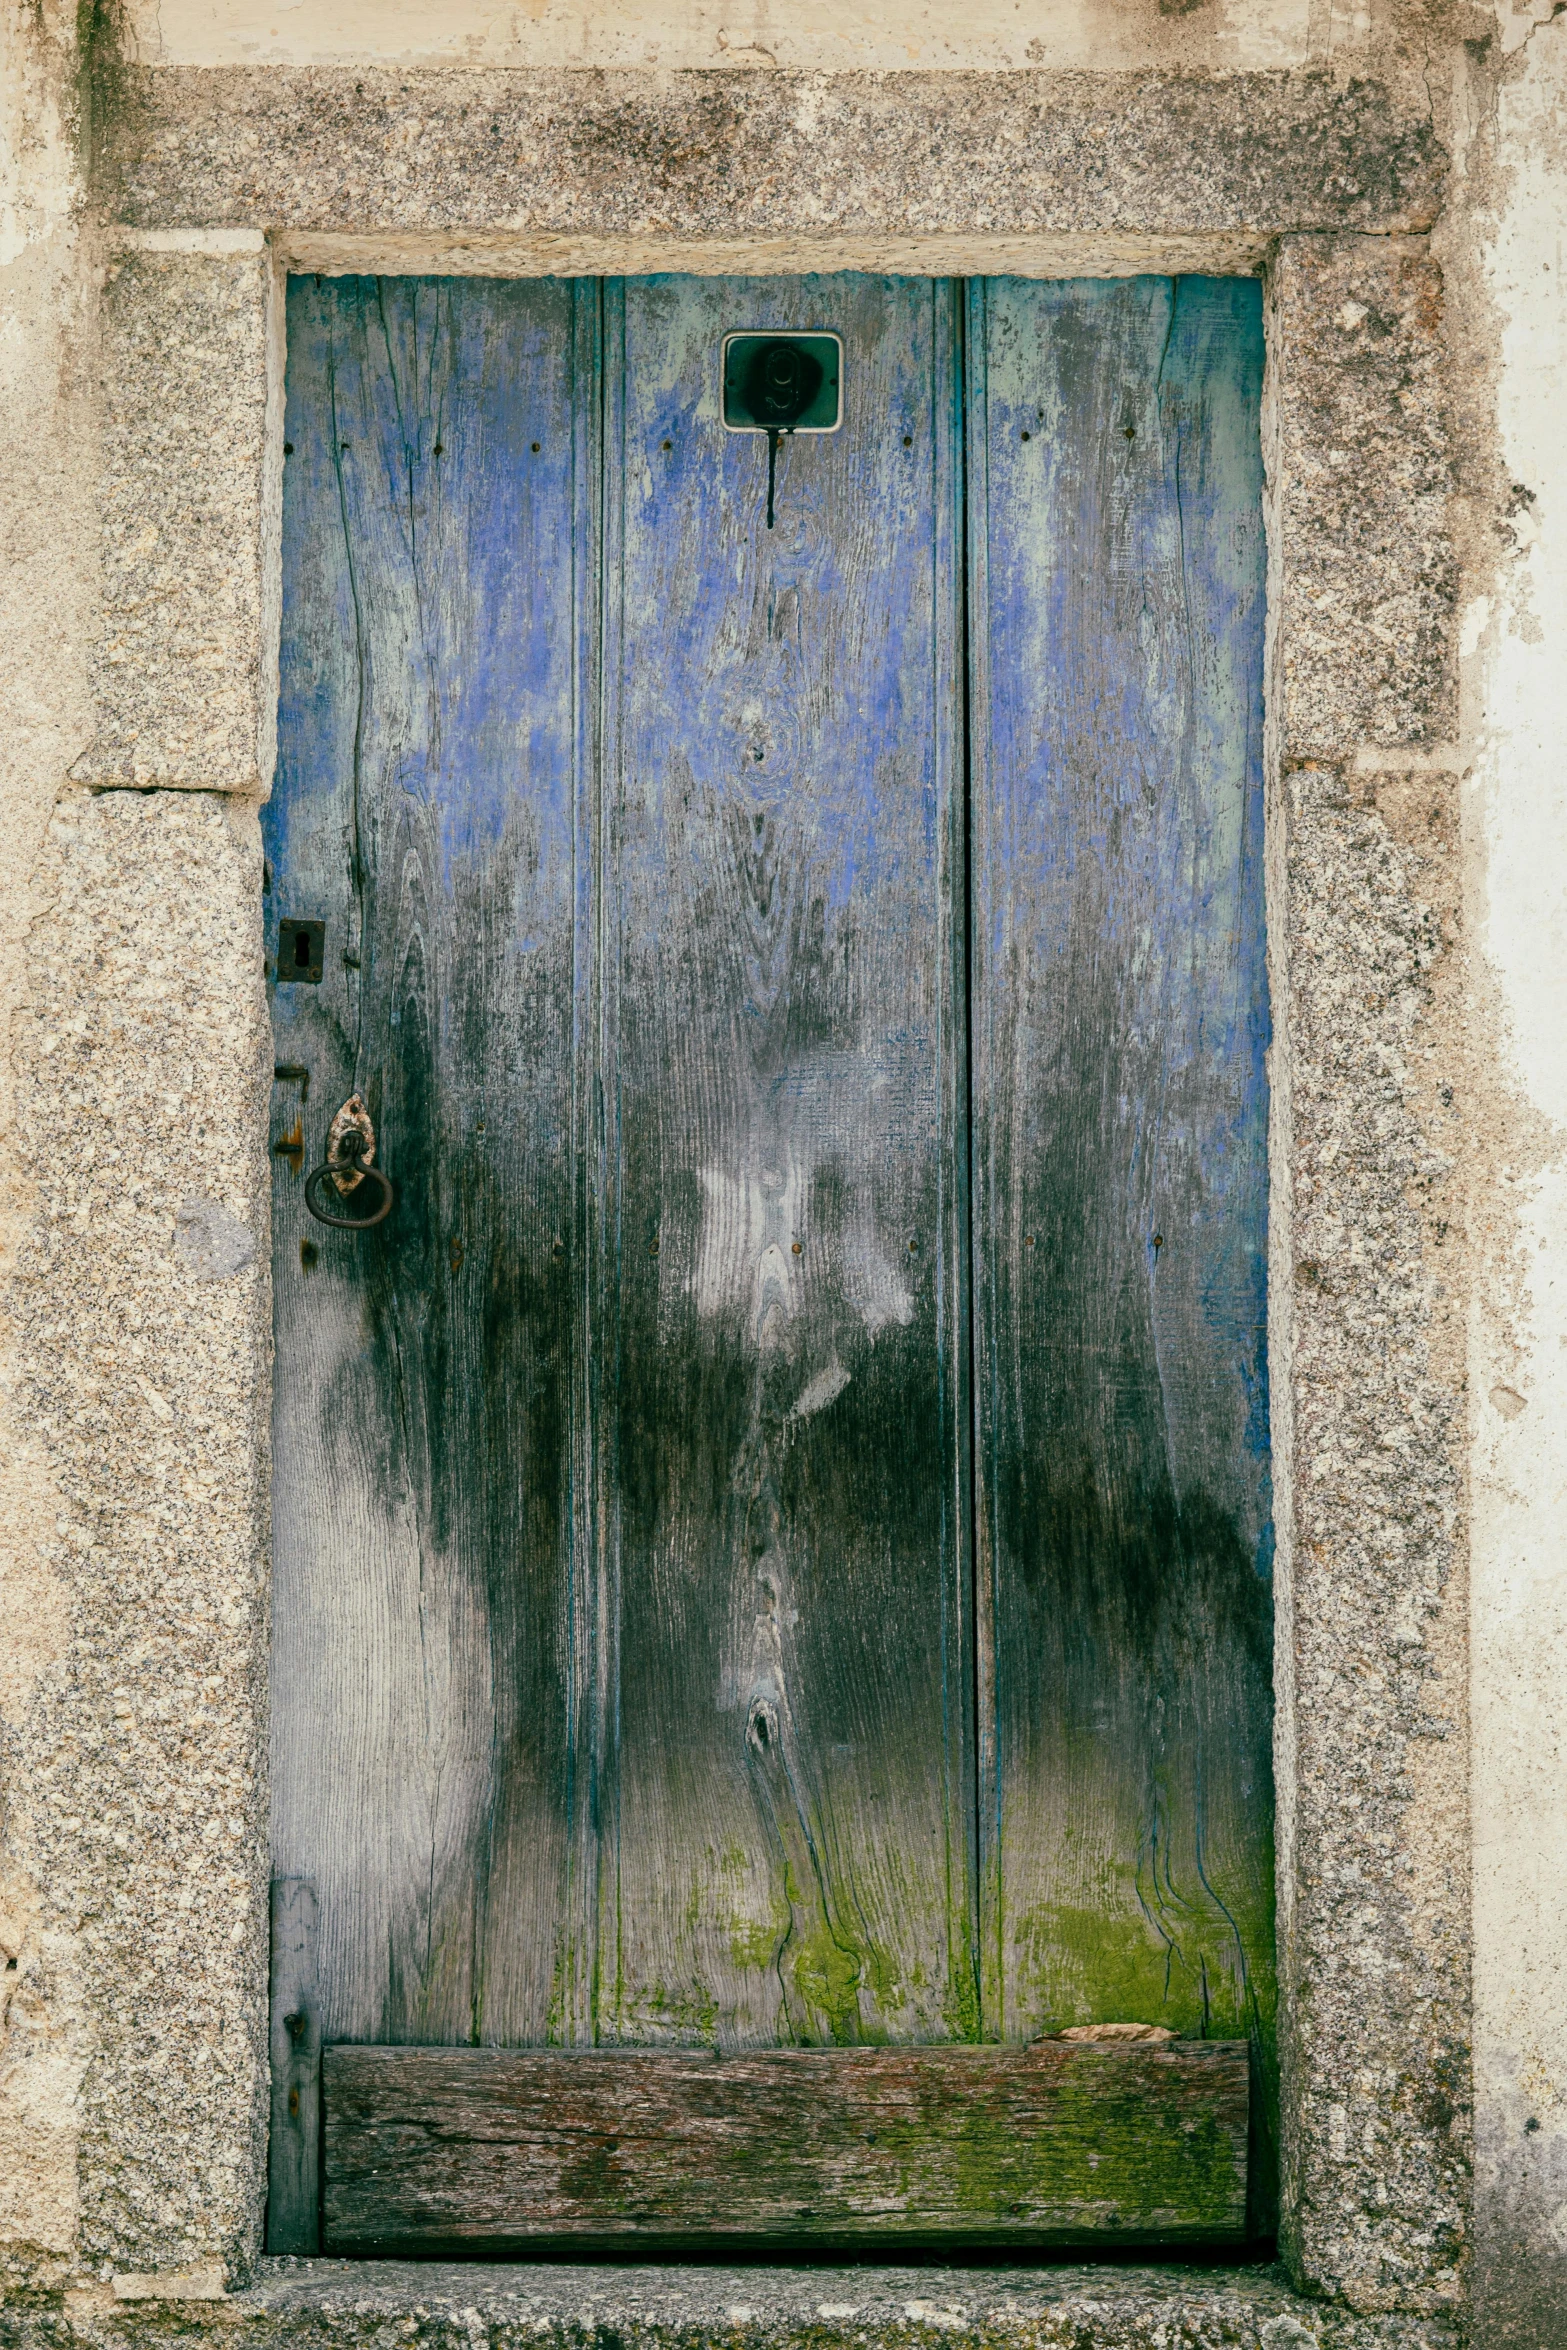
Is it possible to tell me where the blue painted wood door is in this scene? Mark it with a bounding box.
[267,270,1270,2137]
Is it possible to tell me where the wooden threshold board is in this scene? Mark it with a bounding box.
[321,2040,1249,2252]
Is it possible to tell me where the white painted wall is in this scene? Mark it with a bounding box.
[119,0,1324,74]
[1468,10,1567,2336]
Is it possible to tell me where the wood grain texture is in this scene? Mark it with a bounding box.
[267,1877,321,2254]
[597,275,972,2049]
[321,2039,1248,2249]
[267,275,597,2047]
[269,275,1275,2239]
[966,278,1274,2174]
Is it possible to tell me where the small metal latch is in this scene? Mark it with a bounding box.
[303,1094,393,1229]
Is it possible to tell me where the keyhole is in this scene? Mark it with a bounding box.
[293,931,312,970]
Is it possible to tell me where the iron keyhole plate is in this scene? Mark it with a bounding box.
[721,332,843,434]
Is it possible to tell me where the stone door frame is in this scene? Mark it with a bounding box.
[13,63,1465,2321]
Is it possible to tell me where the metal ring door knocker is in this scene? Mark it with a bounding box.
[304,1094,394,1229]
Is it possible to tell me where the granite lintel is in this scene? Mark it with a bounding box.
[101,65,1445,246]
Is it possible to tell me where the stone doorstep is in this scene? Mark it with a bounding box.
[31,2263,1463,2349]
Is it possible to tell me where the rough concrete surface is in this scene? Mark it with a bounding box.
[1,791,273,2291]
[68,246,280,793]
[101,68,1444,243]
[2,2260,1468,2350]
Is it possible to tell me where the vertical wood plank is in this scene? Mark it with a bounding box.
[600,274,973,2048]
[968,279,1274,2164]
[266,275,595,2049]
[267,1876,320,2254]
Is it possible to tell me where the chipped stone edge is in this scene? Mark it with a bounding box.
[108,228,268,253]
[274,229,1278,278]
[109,2262,229,2302]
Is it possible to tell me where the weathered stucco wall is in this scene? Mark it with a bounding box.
[2,0,1564,2341]
[1461,8,1567,2344]
[113,0,1354,76]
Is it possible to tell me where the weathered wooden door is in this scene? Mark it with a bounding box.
[266,271,1270,2250]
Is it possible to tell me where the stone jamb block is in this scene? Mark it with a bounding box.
[70,242,283,794]
[1269,236,1457,757]
[4,791,273,2288]
[1266,236,1468,2318]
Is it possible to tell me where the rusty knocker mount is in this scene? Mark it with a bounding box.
[304,1095,394,1230]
